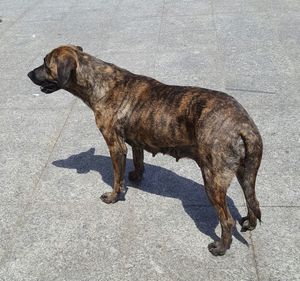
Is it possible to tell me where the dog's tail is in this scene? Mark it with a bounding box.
[238,123,263,222]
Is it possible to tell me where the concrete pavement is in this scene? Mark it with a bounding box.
[0,0,299,280]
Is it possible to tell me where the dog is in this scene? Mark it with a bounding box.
[28,45,263,256]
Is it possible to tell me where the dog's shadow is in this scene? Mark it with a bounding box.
[52,148,248,246]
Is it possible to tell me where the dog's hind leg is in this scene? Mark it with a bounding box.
[128,146,144,182]
[201,167,235,256]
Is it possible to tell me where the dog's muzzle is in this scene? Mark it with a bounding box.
[27,71,60,94]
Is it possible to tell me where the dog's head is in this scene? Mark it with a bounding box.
[27,45,83,94]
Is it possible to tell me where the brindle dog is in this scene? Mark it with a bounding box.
[28,45,263,256]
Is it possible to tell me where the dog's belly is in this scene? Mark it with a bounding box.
[126,137,198,161]
[124,115,198,160]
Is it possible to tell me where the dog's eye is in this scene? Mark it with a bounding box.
[44,63,51,74]
[43,58,51,73]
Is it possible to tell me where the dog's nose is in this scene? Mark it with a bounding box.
[27,71,34,80]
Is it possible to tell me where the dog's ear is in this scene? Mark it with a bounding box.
[76,46,83,51]
[57,56,76,88]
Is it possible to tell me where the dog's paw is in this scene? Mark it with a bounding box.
[240,216,257,232]
[128,170,143,182]
[100,192,118,204]
[208,241,227,256]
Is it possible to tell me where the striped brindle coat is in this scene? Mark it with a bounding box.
[28,45,263,256]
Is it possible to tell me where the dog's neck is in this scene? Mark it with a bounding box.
[65,54,128,109]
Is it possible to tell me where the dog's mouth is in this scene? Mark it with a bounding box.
[28,70,59,94]
[40,81,60,94]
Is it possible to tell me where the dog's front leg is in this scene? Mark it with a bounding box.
[128,146,144,182]
[100,132,127,204]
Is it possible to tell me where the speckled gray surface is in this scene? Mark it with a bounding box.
[0,0,299,280]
